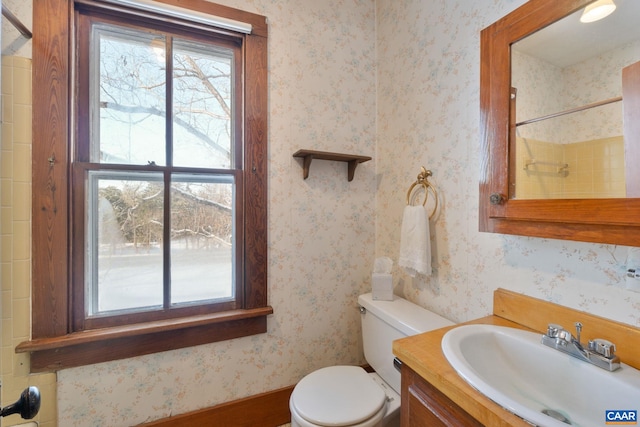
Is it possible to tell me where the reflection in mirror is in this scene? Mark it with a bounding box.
[511,0,640,200]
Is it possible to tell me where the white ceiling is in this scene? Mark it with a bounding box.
[512,0,640,68]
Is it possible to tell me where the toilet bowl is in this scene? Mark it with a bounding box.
[289,293,453,427]
[289,366,397,427]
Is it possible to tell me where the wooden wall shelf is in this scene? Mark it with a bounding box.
[293,149,371,181]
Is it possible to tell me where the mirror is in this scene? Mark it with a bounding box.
[511,0,640,200]
[479,0,640,246]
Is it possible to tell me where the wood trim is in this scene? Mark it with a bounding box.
[497,198,640,226]
[487,218,640,246]
[508,87,517,199]
[478,0,640,245]
[32,0,72,340]
[478,22,494,233]
[17,307,273,352]
[493,288,640,370]
[136,365,371,426]
[402,365,483,427]
[20,313,271,372]
[243,32,268,309]
[137,385,294,427]
[623,61,640,197]
[29,0,270,372]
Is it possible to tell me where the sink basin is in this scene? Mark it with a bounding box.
[441,324,640,427]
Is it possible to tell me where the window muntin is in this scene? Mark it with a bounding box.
[78,16,242,327]
[27,0,268,370]
[169,173,235,306]
[86,171,165,316]
[85,171,236,318]
[92,24,236,169]
[172,39,234,169]
[93,25,168,165]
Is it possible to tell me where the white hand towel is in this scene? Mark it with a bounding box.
[398,205,431,277]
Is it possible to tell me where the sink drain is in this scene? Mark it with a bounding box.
[542,409,572,425]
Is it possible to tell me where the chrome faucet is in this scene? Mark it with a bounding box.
[541,322,621,371]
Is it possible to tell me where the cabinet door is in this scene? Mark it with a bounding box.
[401,366,483,427]
[479,0,640,246]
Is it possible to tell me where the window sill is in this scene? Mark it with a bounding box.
[16,306,273,372]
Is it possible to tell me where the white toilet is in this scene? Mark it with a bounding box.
[289,293,454,427]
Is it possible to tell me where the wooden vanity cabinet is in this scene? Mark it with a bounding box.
[401,364,483,427]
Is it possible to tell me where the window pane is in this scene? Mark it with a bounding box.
[173,39,234,169]
[93,24,167,166]
[87,171,165,316]
[170,174,234,305]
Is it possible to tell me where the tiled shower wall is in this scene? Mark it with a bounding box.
[515,136,626,199]
[1,55,56,427]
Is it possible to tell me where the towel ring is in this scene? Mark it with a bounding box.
[406,167,438,219]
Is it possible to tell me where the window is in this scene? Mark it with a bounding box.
[20,0,269,371]
[76,15,243,328]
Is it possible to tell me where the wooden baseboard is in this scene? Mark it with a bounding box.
[137,385,294,427]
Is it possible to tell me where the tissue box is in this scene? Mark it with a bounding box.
[372,273,393,301]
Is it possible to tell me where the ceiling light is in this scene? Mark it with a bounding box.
[580,0,616,23]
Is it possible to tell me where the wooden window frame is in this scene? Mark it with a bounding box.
[73,7,246,330]
[18,0,270,372]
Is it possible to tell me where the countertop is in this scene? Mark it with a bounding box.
[392,288,640,426]
[392,315,532,427]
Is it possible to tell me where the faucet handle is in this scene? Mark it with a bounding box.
[546,323,574,345]
[588,338,617,358]
[546,323,563,338]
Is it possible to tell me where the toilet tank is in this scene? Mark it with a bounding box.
[358,293,453,394]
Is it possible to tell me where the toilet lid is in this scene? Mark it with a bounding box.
[292,366,386,426]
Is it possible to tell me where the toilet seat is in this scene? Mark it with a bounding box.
[290,366,387,427]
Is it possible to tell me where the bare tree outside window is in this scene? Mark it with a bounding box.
[86,23,237,316]
[28,0,268,368]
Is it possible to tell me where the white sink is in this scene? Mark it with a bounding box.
[441,324,640,427]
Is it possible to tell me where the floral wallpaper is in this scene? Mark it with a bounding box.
[561,40,639,143]
[512,50,565,142]
[513,40,639,143]
[375,0,640,328]
[1,0,640,426]
[58,0,378,425]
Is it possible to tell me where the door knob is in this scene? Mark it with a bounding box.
[0,386,41,419]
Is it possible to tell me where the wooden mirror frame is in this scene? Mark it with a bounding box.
[479,0,640,246]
